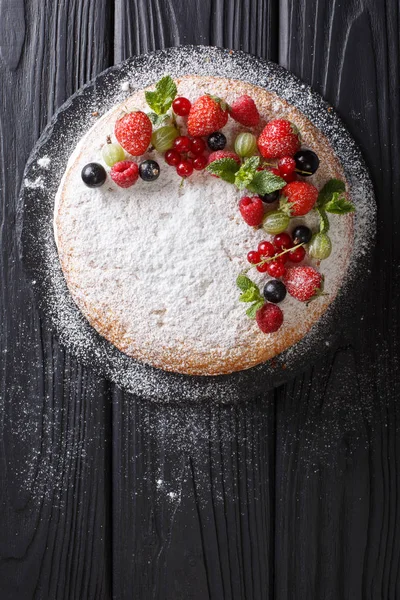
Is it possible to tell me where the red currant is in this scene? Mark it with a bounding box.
[173,136,192,153]
[247,250,261,264]
[270,168,281,177]
[278,156,296,175]
[273,232,292,250]
[190,138,206,155]
[258,241,275,258]
[256,262,269,273]
[172,97,191,116]
[281,171,296,183]
[165,149,181,166]
[176,160,193,178]
[193,155,207,170]
[266,257,286,278]
[289,245,306,263]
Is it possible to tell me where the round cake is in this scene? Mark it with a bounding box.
[54,75,354,376]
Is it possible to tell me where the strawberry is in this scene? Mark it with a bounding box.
[258,119,301,159]
[110,160,139,188]
[239,196,264,226]
[279,181,319,216]
[230,95,260,127]
[187,95,229,137]
[115,111,152,156]
[256,303,283,333]
[282,266,323,302]
[207,150,241,166]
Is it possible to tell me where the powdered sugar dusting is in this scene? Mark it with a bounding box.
[20,46,375,402]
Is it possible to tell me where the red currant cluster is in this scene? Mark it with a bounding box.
[267,156,297,183]
[247,232,306,278]
[165,135,208,178]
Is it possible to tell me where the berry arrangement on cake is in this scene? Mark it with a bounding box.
[54,75,355,376]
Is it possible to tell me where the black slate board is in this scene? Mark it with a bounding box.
[19,45,374,404]
[1,1,399,599]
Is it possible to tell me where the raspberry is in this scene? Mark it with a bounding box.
[187,95,229,137]
[114,111,152,156]
[258,119,301,159]
[282,266,323,302]
[279,181,319,217]
[256,303,284,333]
[230,95,260,127]
[239,196,264,227]
[110,160,139,188]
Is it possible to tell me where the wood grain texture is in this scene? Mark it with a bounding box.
[1,1,400,599]
[112,2,279,598]
[0,1,113,598]
[277,0,400,598]
[0,0,25,70]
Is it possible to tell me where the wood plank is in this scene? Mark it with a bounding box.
[112,2,279,597]
[277,1,400,598]
[0,1,113,598]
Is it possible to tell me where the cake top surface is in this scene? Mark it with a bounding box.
[54,74,354,375]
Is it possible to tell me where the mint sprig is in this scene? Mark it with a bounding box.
[234,156,260,190]
[247,170,286,195]
[145,76,177,115]
[236,274,265,319]
[206,156,286,195]
[324,192,355,214]
[147,112,171,127]
[317,179,346,207]
[316,178,355,233]
[206,158,239,183]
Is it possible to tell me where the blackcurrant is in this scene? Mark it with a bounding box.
[81,163,107,187]
[263,280,287,303]
[139,160,160,182]
[260,190,279,204]
[294,150,320,176]
[207,131,226,151]
[291,225,312,245]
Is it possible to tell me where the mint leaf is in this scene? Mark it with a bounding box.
[317,179,346,208]
[325,192,355,214]
[317,206,330,234]
[145,75,177,115]
[246,300,265,319]
[234,156,260,190]
[147,112,171,126]
[239,286,262,303]
[206,158,240,184]
[236,274,257,292]
[247,170,286,195]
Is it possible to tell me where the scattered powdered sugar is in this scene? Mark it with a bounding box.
[24,176,44,189]
[37,156,51,168]
[120,81,130,92]
[20,46,375,402]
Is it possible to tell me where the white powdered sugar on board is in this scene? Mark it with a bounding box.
[37,156,51,168]
[54,76,352,376]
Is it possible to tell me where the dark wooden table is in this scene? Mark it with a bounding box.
[1,1,399,599]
